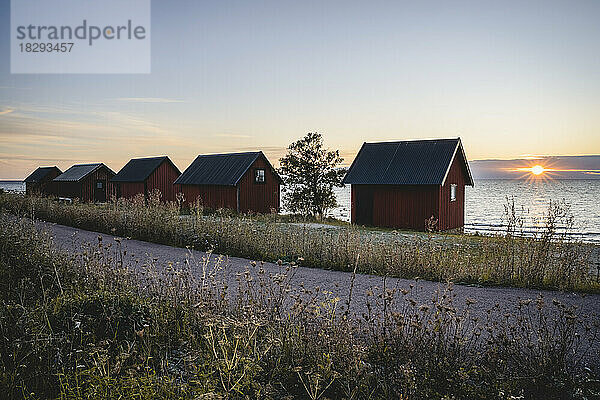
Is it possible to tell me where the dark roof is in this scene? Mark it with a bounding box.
[111,156,180,183]
[175,151,280,186]
[53,163,115,182]
[342,138,474,186]
[24,166,62,183]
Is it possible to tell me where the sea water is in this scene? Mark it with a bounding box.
[0,181,25,193]
[326,180,600,243]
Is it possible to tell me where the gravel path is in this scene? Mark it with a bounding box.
[37,219,600,320]
[32,219,600,364]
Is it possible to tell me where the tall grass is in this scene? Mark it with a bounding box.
[0,215,598,399]
[0,192,597,292]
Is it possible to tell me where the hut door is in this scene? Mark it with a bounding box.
[355,187,373,226]
[94,179,106,202]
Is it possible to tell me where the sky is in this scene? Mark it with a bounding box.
[1,0,600,179]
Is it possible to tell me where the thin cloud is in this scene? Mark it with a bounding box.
[0,107,172,139]
[470,155,600,179]
[338,154,356,166]
[511,167,600,173]
[0,154,79,162]
[233,146,286,151]
[115,97,185,103]
[0,108,14,115]
[213,133,252,139]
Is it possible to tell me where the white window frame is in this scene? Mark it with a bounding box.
[255,168,265,183]
[450,184,457,202]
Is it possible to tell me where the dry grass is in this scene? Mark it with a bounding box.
[0,191,598,293]
[0,215,599,399]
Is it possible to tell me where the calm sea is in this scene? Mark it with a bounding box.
[2,179,599,243]
[327,180,600,244]
[0,181,25,193]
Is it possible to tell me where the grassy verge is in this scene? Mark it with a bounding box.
[0,192,598,292]
[1,214,599,399]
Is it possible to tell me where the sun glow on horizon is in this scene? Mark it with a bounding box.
[510,163,557,183]
[531,165,545,175]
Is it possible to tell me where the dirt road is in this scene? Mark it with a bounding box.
[38,219,600,321]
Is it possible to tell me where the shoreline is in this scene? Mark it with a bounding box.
[4,180,600,243]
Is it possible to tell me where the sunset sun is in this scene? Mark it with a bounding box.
[513,163,557,182]
[531,165,545,175]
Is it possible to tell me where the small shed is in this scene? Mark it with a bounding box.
[111,156,181,202]
[174,151,281,213]
[343,138,474,231]
[24,166,62,196]
[53,163,116,202]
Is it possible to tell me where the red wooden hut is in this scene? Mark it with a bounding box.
[53,163,116,202]
[24,166,62,196]
[174,151,281,213]
[342,138,473,231]
[111,156,181,202]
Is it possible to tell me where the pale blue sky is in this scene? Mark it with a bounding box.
[1,0,599,178]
